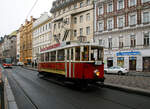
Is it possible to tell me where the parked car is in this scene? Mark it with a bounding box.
[17,62,24,66]
[104,66,128,75]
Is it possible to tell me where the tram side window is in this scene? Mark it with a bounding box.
[51,51,56,61]
[67,49,69,60]
[71,49,73,60]
[82,46,89,61]
[58,49,65,61]
[75,47,80,61]
[45,52,49,61]
[41,54,44,62]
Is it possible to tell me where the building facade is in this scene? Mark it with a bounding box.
[0,37,4,63]
[32,12,52,64]
[20,16,36,64]
[2,31,17,63]
[50,0,94,44]
[94,0,150,71]
[16,31,20,62]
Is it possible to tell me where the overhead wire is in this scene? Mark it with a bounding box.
[26,0,39,19]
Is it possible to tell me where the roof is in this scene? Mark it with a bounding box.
[40,41,103,54]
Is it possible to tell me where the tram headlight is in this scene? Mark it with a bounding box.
[94,69,100,77]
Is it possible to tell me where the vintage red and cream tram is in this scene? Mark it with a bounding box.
[38,41,105,86]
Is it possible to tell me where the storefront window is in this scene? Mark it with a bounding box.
[117,57,124,67]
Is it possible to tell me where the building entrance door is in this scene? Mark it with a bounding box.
[129,57,136,70]
[107,57,113,68]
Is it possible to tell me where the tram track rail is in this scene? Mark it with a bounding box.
[5,69,39,109]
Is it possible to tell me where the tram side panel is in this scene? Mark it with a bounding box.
[38,62,104,81]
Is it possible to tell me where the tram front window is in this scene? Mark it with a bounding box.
[91,46,103,61]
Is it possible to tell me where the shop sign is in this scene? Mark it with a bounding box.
[117,57,124,60]
[116,51,140,56]
[129,57,136,60]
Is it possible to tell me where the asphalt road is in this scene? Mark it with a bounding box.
[3,66,150,109]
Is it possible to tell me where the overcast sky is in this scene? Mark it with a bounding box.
[0,0,53,37]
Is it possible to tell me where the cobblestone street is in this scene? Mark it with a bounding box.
[105,74,150,91]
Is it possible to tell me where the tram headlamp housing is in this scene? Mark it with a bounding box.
[94,69,100,77]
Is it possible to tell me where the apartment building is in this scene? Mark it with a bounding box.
[50,0,94,44]
[32,12,52,64]
[19,16,36,64]
[16,32,20,62]
[94,0,150,71]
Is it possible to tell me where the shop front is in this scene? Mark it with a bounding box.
[117,57,124,68]
[129,57,136,70]
[107,57,113,68]
[143,57,150,72]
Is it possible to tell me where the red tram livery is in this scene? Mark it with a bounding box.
[38,41,105,86]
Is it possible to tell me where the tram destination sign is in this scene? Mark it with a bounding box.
[40,43,60,52]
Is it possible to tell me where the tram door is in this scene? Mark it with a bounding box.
[65,48,74,78]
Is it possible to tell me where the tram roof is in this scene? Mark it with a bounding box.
[40,41,103,54]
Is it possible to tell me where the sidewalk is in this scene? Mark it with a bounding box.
[105,74,150,96]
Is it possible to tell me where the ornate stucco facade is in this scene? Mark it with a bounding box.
[20,16,36,64]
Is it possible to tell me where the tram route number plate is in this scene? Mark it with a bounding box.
[95,61,102,65]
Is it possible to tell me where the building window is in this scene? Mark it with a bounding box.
[74,17,77,24]
[119,36,123,48]
[80,2,83,8]
[54,24,56,30]
[63,8,65,13]
[98,21,104,31]
[74,30,77,37]
[107,19,113,30]
[130,35,136,47]
[80,15,83,23]
[118,16,124,28]
[58,22,61,29]
[87,0,90,5]
[99,39,103,45]
[144,32,150,46]
[129,14,136,26]
[107,2,113,12]
[74,3,77,9]
[143,12,149,23]
[49,23,51,29]
[117,0,124,10]
[86,26,90,35]
[80,28,83,36]
[108,38,112,49]
[142,0,150,3]
[129,0,136,6]
[98,6,103,15]
[86,13,90,21]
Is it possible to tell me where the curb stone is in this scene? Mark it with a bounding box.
[104,83,150,97]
